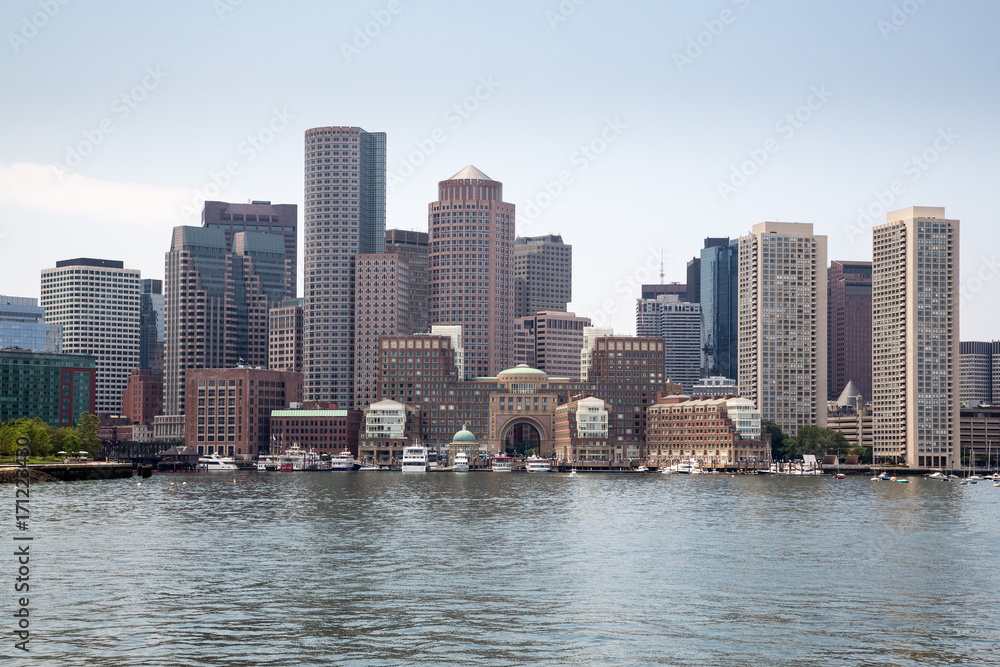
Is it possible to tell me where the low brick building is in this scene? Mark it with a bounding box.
[270,402,362,456]
[646,395,770,467]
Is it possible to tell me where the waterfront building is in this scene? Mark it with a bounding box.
[152,414,184,442]
[139,279,164,381]
[960,340,1000,406]
[552,396,610,462]
[0,295,61,353]
[428,165,515,379]
[580,325,614,381]
[202,200,298,299]
[826,380,874,452]
[872,206,959,469]
[354,252,410,407]
[269,402,362,456]
[303,125,386,408]
[183,367,303,458]
[959,404,1000,468]
[40,258,140,415]
[384,229,429,333]
[0,348,95,427]
[646,395,769,467]
[828,260,873,404]
[269,298,304,373]
[513,311,591,381]
[692,376,738,398]
[514,234,572,318]
[737,222,828,437]
[121,369,163,427]
[700,238,739,380]
[636,294,700,392]
[357,399,422,463]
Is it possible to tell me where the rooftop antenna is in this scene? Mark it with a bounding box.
[659,250,665,284]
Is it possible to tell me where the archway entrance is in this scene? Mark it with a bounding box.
[503,422,541,456]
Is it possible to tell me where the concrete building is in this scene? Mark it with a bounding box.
[738,222,828,437]
[40,258,140,415]
[646,395,769,467]
[269,403,361,456]
[385,229,429,334]
[636,294,701,392]
[358,399,422,463]
[959,404,1000,469]
[269,298,303,373]
[552,396,610,462]
[302,125,386,409]
[354,252,410,407]
[0,295,61,353]
[121,369,163,427]
[139,279,164,381]
[513,311,591,381]
[872,206,959,469]
[428,165,515,379]
[202,200,298,299]
[827,380,873,452]
[828,260,873,404]
[960,340,999,406]
[184,367,303,458]
[581,326,614,381]
[430,325,465,381]
[700,238,739,380]
[641,284,687,301]
[514,234,572,318]
[0,348,95,427]
[692,376,738,398]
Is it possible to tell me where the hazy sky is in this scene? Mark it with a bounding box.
[2,0,998,338]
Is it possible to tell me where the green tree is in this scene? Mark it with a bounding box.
[74,413,102,457]
[791,426,849,459]
[763,420,790,460]
[848,444,871,464]
[0,421,16,459]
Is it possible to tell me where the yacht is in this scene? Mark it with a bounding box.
[330,450,357,471]
[525,456,551,473]
[256,455,278,471]
[452,452,470,472]
[491,455,512,472]
[401,444,428,472]
[199,453,238,471]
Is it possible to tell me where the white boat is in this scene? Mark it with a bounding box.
[491,455,512,472]
[199,453,238,471]
[256,454,278,471]
[635,465,649,473]
[401,444,428,472]
[453,452,470,472]
[525,456,551,473]
[358,464,382,471]
[278,445,306,471]
[330,450,357,471]
[668,460,705,474]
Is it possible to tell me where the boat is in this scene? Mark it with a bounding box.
[671,460,705,474]
[927,471,946,479]
[401,443,428,472]
[278,445,306,472]
[834,473,846,479]
[330,450,357,471]
[634,465,650,473]
[525,456,551,473]
[256,454,278,471]
[199,453,238,471]
[452,452,470,472]
[568,468,578,475]
[491,454,512,472]
[358,463,382,471]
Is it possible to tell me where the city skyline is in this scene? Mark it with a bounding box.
[1,1,998,340]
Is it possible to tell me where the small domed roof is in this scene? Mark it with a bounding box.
[452,427,477,442]
[497,364,547,377]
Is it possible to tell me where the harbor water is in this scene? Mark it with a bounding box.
[19,472,1000,665]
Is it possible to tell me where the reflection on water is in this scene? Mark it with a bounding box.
[25,473,1000,665]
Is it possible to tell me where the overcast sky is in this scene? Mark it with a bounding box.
[2,0,997,338]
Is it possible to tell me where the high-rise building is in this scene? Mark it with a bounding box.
[0,348,95,426]
[269,298,304,373]
[514,234,572,318]
[121,368,163,427]
[40,258,140,415]
[139,279,164,381]
[202,200,298,299]
[354,252,410,407]
[737,222,827,437]
[960,340,1000,406]
[686,258,701,304]
[700,238,739,380]
[303,125,386,408]
[827,260,873,403]
[636,294,701,392]
[384,229,429,334]
[512,311,591,380]
[428,165,515,379]
[640,284,687,301]
[581,325,614,381]
[872,207,959,468]
[0,295,61,352]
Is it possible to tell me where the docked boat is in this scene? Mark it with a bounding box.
[453,452,470,472]
[834,473,846,479]
[199,453,238,471]
[330,450,357,471]
[491,454,512,472]
[401,444,428,472]
[278,445,306,472]
[634,465,650,473]
[256,455,278,471]
[525,456,551,473]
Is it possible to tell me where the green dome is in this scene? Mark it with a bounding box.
[452,428,477,443]
[497,364,547,377]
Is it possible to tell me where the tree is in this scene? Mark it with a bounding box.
[791,426,849,459]
[75,413,102,456]
[19,418,52,458]
[763,420,791,460]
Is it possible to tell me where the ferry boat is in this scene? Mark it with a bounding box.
[256,455,278,471]
[199,453,238,471]
[278,445,306,472]
[525,456,551,473]
[492,454,512,472]
[330,450,357,471]
[401,444,428,472]
[453,452,470,472]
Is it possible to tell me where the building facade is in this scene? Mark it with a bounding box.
[960,405,1000,468]
[828,260,873,404]
[139,279,164,381]
[513,311,591,381]
[646,395,769,467]
[40,258,140,415]
[700,238,739,380]
[0,295,61,353]
[121,369,163,427]
[552,396,610,462]
[269,298,304,373]
[428,165,515,379]
[269,403,361,456]
[514,234,572,318]
[872,206,959,469]
[354,252,410,407]
[581,325,614,381]
[737,222,828,437]
[384,229,429,334]
[303,125,386,408]
[960,340,999,406]
[636,294,701,392]
[0,348,95,427]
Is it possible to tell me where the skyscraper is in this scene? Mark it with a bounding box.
[960,340,1000,406]
[269,298,304,373]
[827,260,872,402]
[872,206,959,469]
[513,311,591,380]
[737,222,827,437]
[636,294,700,392]
[384,229,429,334]
[353,252,410,407]
[700,238,739,380]
[139,279,164,380]
[514,234,572,318]
[428,165,515,379]
[0,295,61,353]
[40,258,140,415]
[303,126,386,408]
